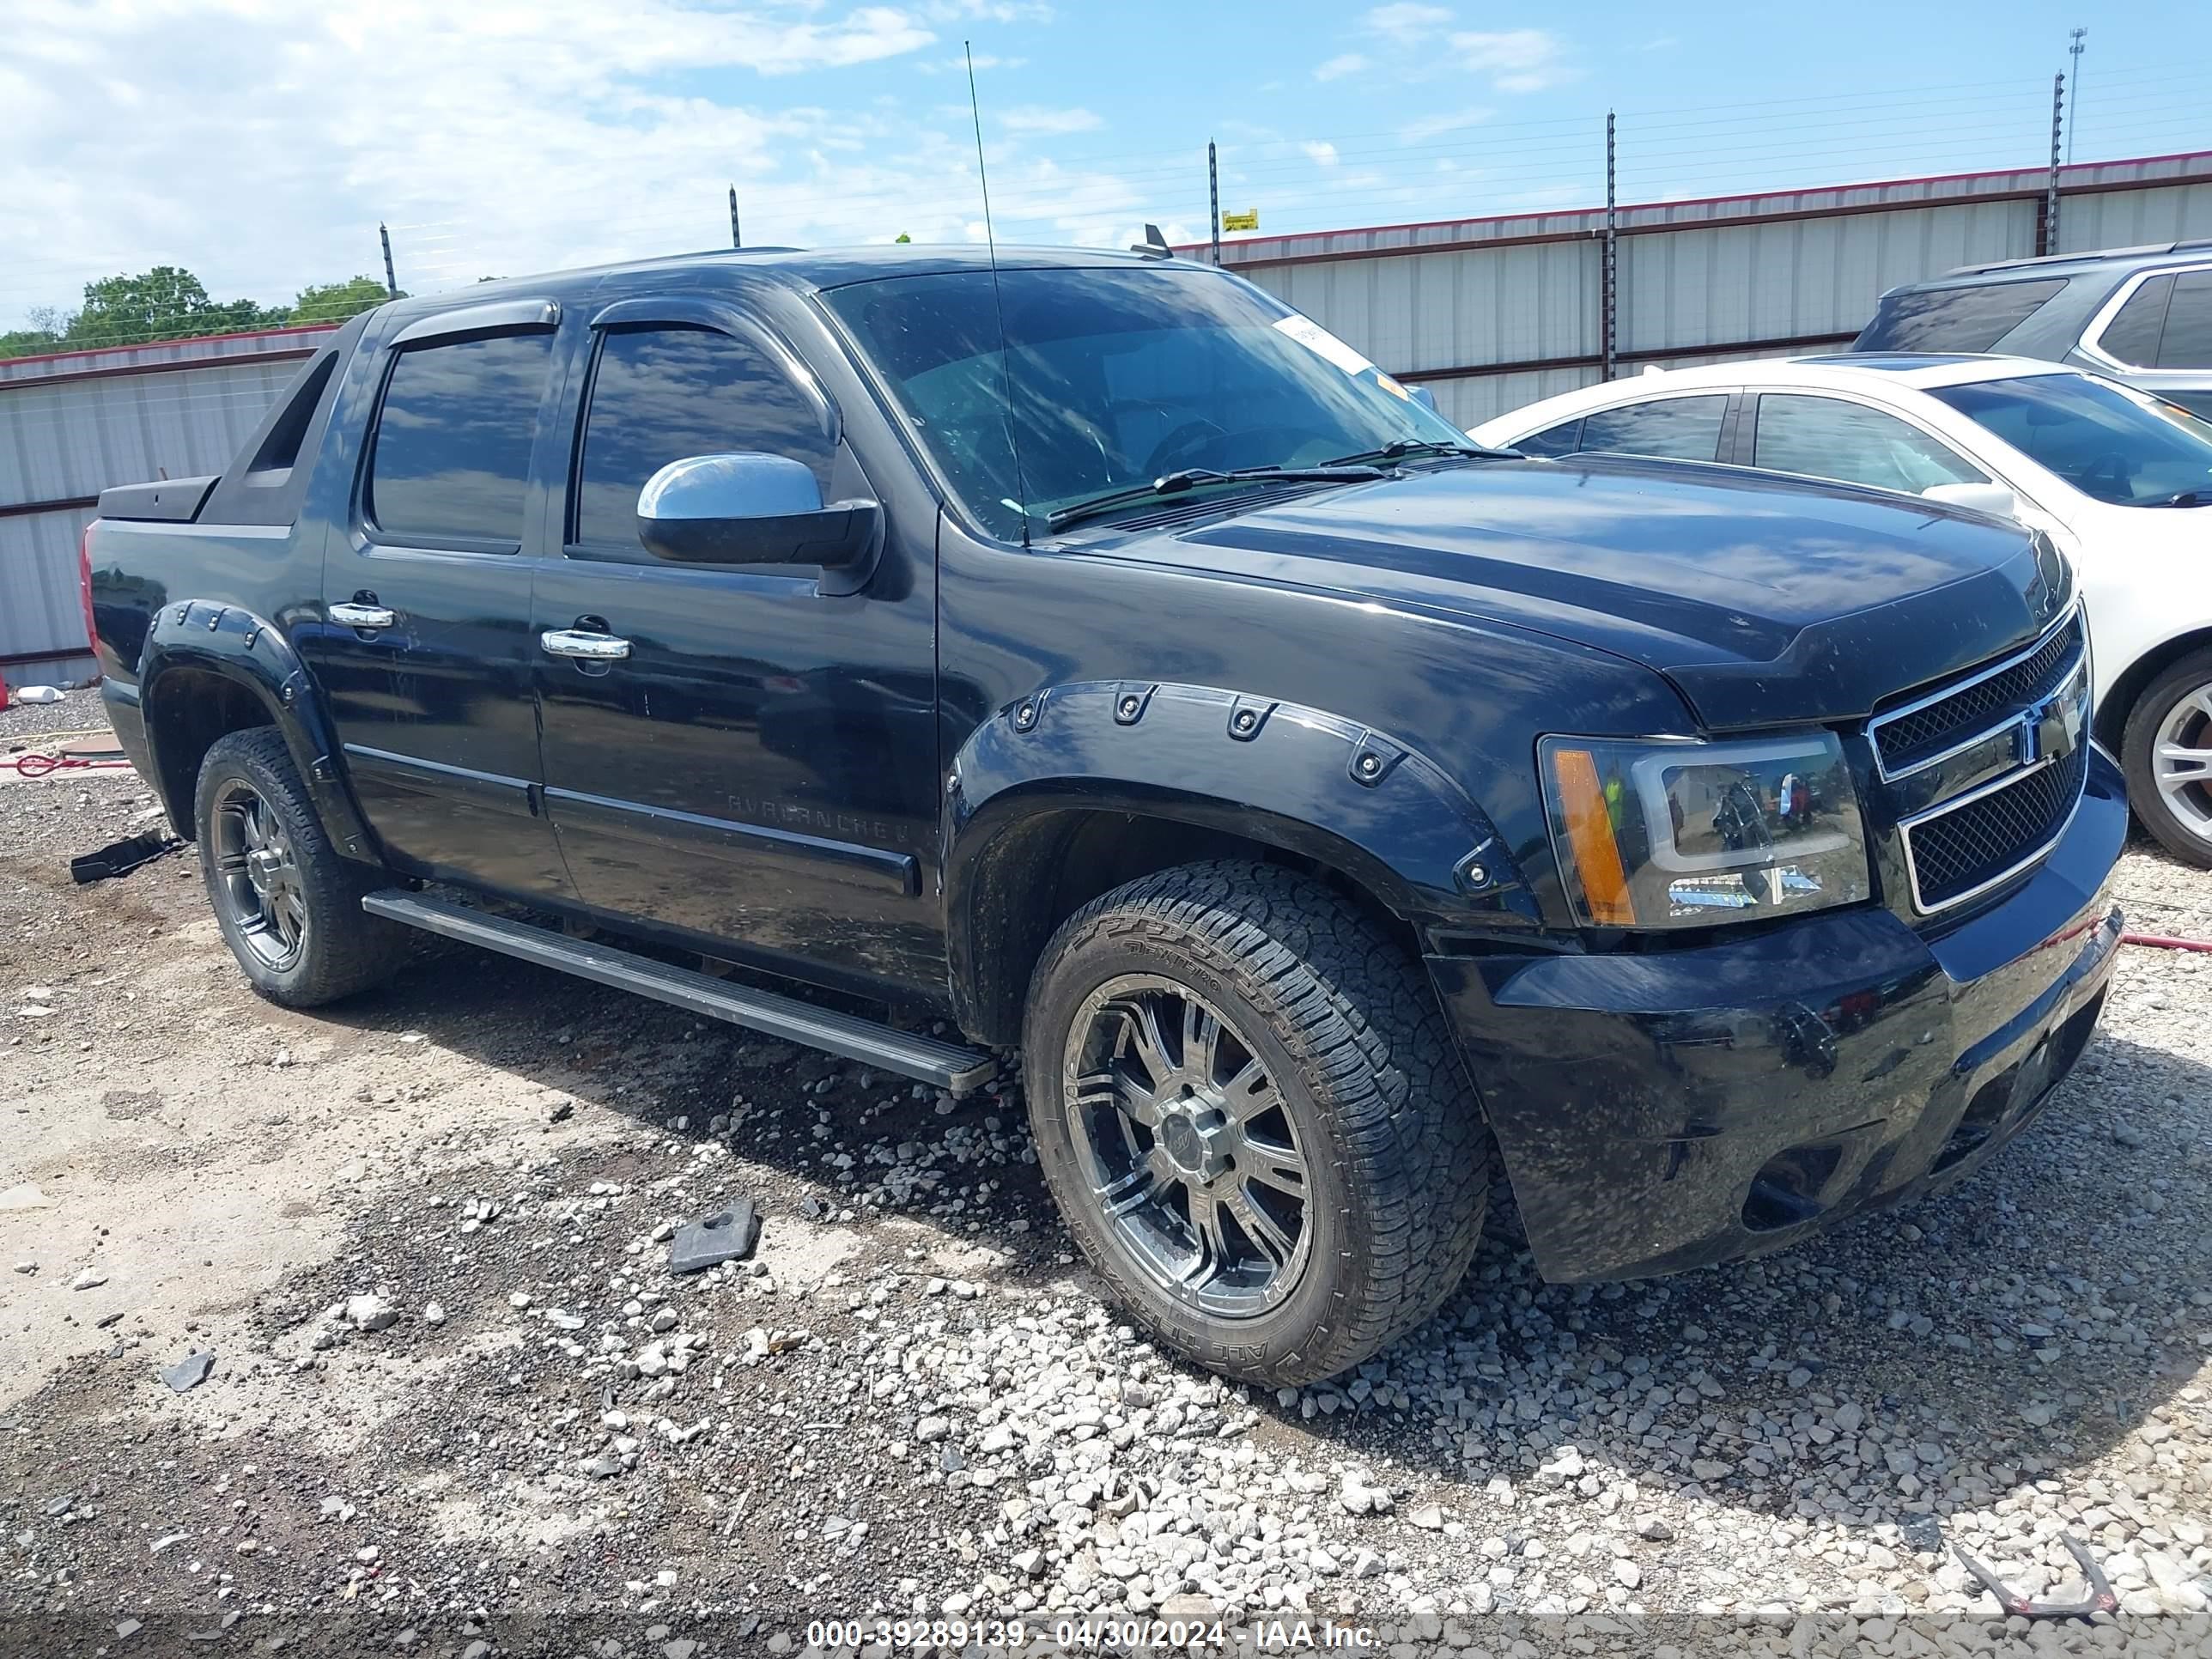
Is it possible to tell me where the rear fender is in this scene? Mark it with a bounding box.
[137,601,378,860]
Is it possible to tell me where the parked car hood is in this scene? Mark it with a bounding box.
[1124,455,2067,732]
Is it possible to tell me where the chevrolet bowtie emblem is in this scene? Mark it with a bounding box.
[2017,689,2080,767]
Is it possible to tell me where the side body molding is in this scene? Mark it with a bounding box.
[136,599,379,860]
[944,679,1540,1040]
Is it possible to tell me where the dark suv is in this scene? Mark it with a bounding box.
[88,246,2124,1386]
[1854,240,2212,417]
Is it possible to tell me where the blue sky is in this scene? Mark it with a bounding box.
[4,0,2209,331]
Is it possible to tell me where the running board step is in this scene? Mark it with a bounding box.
[362,890,997,1096]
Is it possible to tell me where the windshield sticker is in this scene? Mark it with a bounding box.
[1273,314,1374,376]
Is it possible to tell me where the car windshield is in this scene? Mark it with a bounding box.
[820,264,1468,539]
[1930,373,2212,507]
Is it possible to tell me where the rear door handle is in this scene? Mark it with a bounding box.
[329,602,397,629]
[540,629,632,661]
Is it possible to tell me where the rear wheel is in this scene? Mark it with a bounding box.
[194,728,407,1006]
[2123,647,2212,868]
[1022,860,1489,1387]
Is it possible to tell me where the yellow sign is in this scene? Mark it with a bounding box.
[1221,209,1260,232]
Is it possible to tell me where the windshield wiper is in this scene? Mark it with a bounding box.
[1045,464,1385,532]
[2145,489,2211,507]
[1321,438,1525,466]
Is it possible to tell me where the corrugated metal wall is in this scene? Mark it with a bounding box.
[5,153,2211,688]
[0,327,332,685]
[1228,152,2212,431]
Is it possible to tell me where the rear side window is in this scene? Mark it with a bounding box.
[1514,419,1582,457]
[572,326,833,552]
[367,333,555,545]
[1577,396,1729,462]
[1752,394,1983,493]
[1855,278,2069,352]
[2098,275,2173,367]
[2159,270,2212,369]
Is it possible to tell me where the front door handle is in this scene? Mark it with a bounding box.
[330,602,397,630]
[540,629,632,661]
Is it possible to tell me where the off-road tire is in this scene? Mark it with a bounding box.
[2123,646,2212,869]
[193,727,408,1006]
[1022,860,1490,1386]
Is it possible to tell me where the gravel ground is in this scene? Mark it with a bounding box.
[0,685,106,745]
[2,705,2209,1658]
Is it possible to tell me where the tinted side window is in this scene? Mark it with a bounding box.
[574,326,832,550]
[2158,270,2212,369]
[368,333,554,545]
[1514,419,1583,457]
[2099,275,2172,367]
[1854,278,2068,352]
[1577,397,1729,462]
[1752,394,1984,493]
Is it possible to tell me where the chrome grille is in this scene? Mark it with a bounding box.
[1905,741,2088,910]
[1871,612,2083,776]
[1877,609,2090,915]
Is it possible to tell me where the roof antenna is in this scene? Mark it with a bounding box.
[1130,223,1172,258]
[966,40,1030,547]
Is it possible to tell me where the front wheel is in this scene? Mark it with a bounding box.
[2123,647,2212,868]
[1022,861,1490,1387]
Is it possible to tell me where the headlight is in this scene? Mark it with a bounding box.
[1539,732,1870,930]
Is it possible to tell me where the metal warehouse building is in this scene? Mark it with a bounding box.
[1214,149,2212,428]
[0,324,337,689]
[6,149,2211,690]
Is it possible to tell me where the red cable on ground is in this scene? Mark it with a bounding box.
[0,754,134,777]
[2122,931,2212,953]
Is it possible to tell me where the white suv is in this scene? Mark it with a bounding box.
[1470,354,2212,865]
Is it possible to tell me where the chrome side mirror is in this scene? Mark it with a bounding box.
[1921,481,2021,520]
[636,453,880,592]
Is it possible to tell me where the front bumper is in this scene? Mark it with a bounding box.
[1427,746,2127,1283]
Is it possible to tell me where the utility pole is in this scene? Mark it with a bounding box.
[728,185,742,250]
[1601,111,1618,382]
[1208,141,1221,266]
[379,223,398,298]
[2044,74,2065,256]
[2067,27,2087,163]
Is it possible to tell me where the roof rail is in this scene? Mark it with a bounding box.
[1941,238,2209,277]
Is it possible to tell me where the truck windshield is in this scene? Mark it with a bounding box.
[1930,373,2212,507]
[820,265,1468,540]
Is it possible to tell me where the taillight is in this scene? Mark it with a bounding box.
[79,524,98,649]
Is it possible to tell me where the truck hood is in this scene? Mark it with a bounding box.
[1121,455,2068,731]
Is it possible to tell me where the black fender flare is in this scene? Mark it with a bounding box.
[137,600,379,860]
[944,678,1538,1040]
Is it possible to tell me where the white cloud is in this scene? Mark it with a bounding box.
[917,51,1025,73]
[1314,52,1367,82]
[1301,140,1340,167]
[999,105,1103,134]
[0,0,1165,330]
[1450,27,1573,94]
[1364,3,1453,40]
[1398,106,1492,143]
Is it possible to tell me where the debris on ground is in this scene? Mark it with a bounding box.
[157,1350,216,1393]
[666,1198,760,1273]
[70,827,182,883]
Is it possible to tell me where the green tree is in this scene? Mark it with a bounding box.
[290,275,401,324]
[0,327,63,360]
[64,265,286,348]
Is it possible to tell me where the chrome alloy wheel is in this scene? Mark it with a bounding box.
[2154,679,2212,845]
[1061,975,1313,1318]
[212,779,307,969]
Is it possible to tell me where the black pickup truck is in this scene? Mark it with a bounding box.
[88,246,2125,1386]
